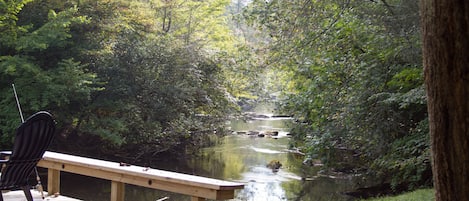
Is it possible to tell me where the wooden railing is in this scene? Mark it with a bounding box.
[37,151,244,201]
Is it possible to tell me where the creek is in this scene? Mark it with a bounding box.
[56,108,357,200]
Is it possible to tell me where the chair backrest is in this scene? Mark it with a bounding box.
[0,111,55,189]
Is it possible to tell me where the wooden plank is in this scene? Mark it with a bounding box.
[37,151,244,200]
[111,181,125,201]
[47,168,61,196]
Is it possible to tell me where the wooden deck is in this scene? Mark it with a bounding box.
[1,190,81,201]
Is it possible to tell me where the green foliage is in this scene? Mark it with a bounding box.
[15,7,89,52]
[244,0,429,190]
[0,0,33,48]
[22,0,240,159]
[0,1,97,146]
[387,68,423,92]
[372,119,431,190]
[1,0,243,159]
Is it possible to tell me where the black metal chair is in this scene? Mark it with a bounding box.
[0,111,55,201]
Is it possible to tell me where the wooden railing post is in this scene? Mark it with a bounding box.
[47,169,60,196]
[111,181,125,201]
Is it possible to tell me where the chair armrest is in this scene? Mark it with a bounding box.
[0,151,12,160]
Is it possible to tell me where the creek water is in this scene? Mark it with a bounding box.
[56,110,357,201]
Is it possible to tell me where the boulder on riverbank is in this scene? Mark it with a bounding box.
[248,131,260,135]
[264,131,279,136]
[266,160,282,172]
[235,130,283,138]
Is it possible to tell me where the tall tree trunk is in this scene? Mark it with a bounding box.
[420,1,469,201]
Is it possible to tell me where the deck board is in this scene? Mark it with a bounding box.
[1,190,81,201]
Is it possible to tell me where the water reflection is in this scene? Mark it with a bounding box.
[192,117,355,201]
[58,115,356,200]
[238,182,286,201]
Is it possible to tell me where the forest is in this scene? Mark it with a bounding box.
[1,0,432,197]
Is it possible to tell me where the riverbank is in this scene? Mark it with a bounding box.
[362,189,434,201]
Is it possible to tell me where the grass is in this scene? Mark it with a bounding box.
[362,189,434,201]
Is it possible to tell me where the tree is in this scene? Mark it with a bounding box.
[420,1,469,200]
[0,1,96,146]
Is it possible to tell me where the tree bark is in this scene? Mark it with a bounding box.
[420,1,469,201]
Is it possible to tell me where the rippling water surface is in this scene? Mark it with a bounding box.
[58,113,356,200]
